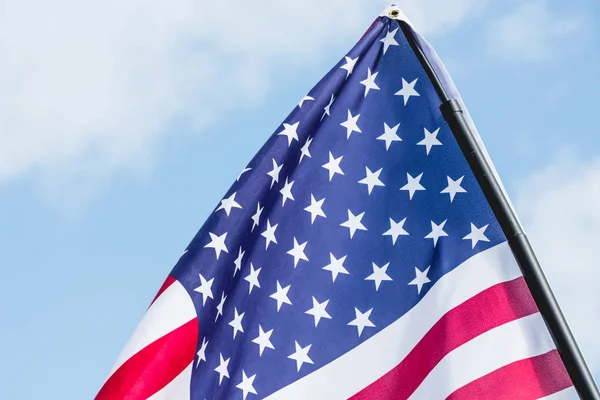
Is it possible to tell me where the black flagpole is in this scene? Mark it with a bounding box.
[398,20,599,400]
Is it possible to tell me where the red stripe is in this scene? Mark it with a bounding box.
[95,317,198,400]
[150,276,177,306]
[447,349,572,399]
[351,277,538,400]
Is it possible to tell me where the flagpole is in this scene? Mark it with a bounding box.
[398,21,599,400]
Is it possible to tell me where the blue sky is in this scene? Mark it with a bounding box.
[1,0,600,398]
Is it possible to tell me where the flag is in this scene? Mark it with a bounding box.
[96,5,576,400]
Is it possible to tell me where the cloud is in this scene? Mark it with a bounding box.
[516,154,600,372]
[486,0,584,60]
[0,1,488,193]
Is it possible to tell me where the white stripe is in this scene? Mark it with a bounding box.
[538,387,578,400]
[409,313,555,399]
[147,362,193,400]
[109,280,197,375]
[266,242,523,400]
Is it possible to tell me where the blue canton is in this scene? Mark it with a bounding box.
[171,17,505,399]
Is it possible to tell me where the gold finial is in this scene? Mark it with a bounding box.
[380,5,409,22]
[389,9,400,18]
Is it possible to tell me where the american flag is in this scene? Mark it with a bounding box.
[96,6,576,400]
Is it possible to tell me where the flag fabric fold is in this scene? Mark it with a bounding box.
[97,5,574,400]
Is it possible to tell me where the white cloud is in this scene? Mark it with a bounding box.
[486,0,583,60]
[516,154,600,371]
[0,1,487,191]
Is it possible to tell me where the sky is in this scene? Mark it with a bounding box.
[1,0,600,398]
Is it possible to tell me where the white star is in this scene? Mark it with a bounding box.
[425,220,448,247]
[340,210,367,238]
[365,262,393,291]
[237,167,252,181]
[215,291,227,322]
[322,253,349,282]
[278,122,300,146]
[287,237,309,268]
[340,56,359,78]
[441,176,467,202]
[298,95,314,108]
[360,68,380,97]
[382,217,409,245]
[358,167,385,195]
[280,178,295,206]
[300,137,313,163]
[288,341,314,372]
[377,122,402,150]
[214,353,230,385]
[400,173,426,200]
[305,297,332,327]
[395,78,420,105]
[195,337,208,368]
[304,194,326,224]
[348,308,375,337]
[322,152,344,181]
[236,370,257,400]
[408,266,432,295]
[261,219,278,249]
[229,307,245,339]
[252,325,275,356]
[216,192,242,216]
[194,273,214,305]
[204,232,228,260]
[417,127,442,155]
[321,94,335,121]
[244,263,261,294]
[463,223,490,248]
[251,203,263,232]
[270,281,292,311]
[340,110,362,139]
[267,159,283,189]
[233,247,245,277]
[179,249,188,259]
[380,27,399,54]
